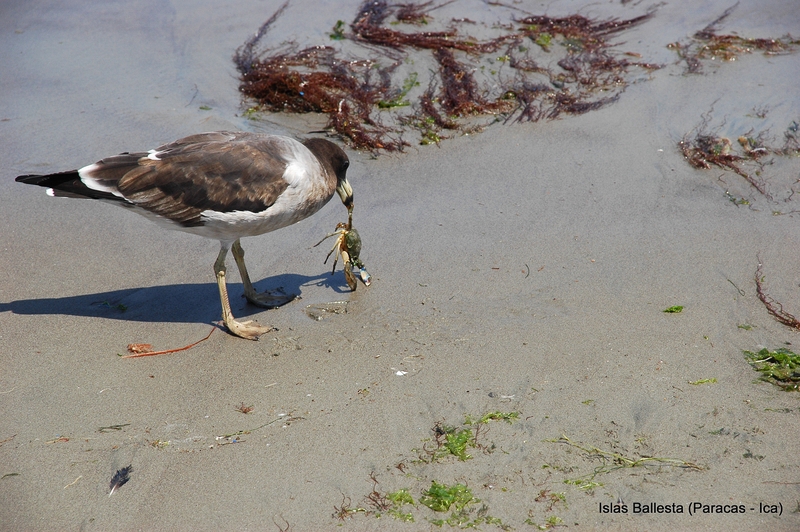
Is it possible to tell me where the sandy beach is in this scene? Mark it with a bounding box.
[1,0,799,530]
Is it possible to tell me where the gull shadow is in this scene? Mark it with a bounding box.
[1,271,352,325]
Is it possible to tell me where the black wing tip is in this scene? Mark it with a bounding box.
[16,170,121,201]
[16,171,80,187]
[16,174,45,184]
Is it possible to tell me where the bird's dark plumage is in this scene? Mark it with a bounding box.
[16,131,354,340]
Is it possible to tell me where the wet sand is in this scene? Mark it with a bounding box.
[1,0,799,530]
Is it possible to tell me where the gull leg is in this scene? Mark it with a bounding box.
[215,243,274,340]
[231,239,297,308]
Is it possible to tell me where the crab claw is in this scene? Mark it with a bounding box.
[344,263,358,291]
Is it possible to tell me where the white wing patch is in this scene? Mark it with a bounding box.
[77,162,127,199]
[281,137,327,191]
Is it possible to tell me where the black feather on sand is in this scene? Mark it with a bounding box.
[108,465,132,496]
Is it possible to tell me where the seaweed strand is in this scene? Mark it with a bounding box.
[755,260,800,330]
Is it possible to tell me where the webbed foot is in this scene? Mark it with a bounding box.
[223,317,275,341]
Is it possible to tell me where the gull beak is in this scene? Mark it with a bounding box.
[337,177,354,210]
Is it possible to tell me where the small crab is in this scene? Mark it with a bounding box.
[314,216,371,290]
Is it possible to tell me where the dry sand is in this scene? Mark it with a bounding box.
[1,0,799,530]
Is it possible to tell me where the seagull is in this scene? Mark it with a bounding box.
[16,131,354,340]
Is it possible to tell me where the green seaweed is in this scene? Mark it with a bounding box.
[725,191,750,206]
[419,128,442,145]
[537,490,567,509]
[525,515,564,530]
[329,20,346,40]
[386,489,415,522]
[744,348,800,391]
[550,435,703,490]
[663,305,684,313]
[563,478,602,491]
[387,487,413,503]
[535,33,552,49]
[420,481,474,513]
[419,425,474,462]
[465,411,520,425]
[526,490,569,528]
[439,427,474,461]
[419,482,505,528]
[378,72,419,109]
[242,106,261,120]
[688,378,717,385]
[423,411,520,462]
[333,411,521,528]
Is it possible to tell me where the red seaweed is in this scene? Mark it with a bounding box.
[755,260,800,331]
[669,5,799,74]
[679,109,800,201]
[235,1,659,151]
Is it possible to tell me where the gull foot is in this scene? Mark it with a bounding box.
[224,318,275,341]
[244,289,298,309]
